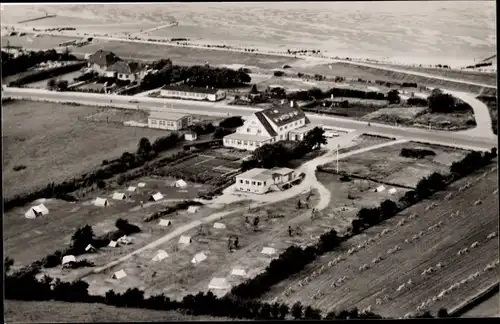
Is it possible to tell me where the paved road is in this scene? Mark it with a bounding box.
[3,87,496,151]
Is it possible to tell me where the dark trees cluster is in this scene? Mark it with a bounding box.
[9,62,86,87]
[400,147,436,159]
[427,88,472,113]
[407,97,428,106]
[1,49,78,78]
[144,200,203,222]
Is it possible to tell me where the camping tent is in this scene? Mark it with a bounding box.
[149,192,164,202]
[24,203,49,219]
[85,244,96,252]
[213,222,226,229]
[208,277,232,290]
[191,252,207,264]
[94,197,109,207]
[179,235,192,245]
[152,250,169,262]
[175,179,188,188]
[108,240,118,248]
[388,188,397,195]
[62,255,76,265]
[113,269,127,280]
[187,206,200,213]
[112,192,127,200]
[117,236,132,245]
[375,185,386,193]
[137,182,146,188]
[231,268,247,277]
[127,186,137,192]
[261,247,276,255]
[159,219,172,227]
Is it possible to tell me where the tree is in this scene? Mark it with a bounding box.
[213,127,232,139]
[437,308,449,318]
[270,302,281,319]
[249,84,259,94]
[387,89,401,104]
[428,88,455,113]
[4,257,14,273]
[47,78,57,89]
[219,116,244,128]
[304,305,322,319]
[137,137,153,156]
[71,225,95,251]
[303,127,327,151]
[291,301,303,319]
[258,303,272,320]
[253,143,290,168]
[318,229,340,253]
[278,304,289,320]
[351,218,364,234]
[253,216,260,231]
[56,80,69,91]
[380,199,398,220]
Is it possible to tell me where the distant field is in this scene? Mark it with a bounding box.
[0,34,79,50]
[4,300,232,322]
[2,100,168,200]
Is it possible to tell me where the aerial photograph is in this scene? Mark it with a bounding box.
[2,1,498,322]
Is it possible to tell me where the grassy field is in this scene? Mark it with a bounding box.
[323,141,471,188]
[4,300,232,322]
[2,100,169,200]
[0,34,80,49]
[337,134,395,155]
[261,162,498,318]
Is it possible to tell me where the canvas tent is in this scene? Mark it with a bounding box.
[388,188,397,195]
[137,182,146,188]
[127,186,137,192]
[112,192,127,200]
[159,219,172,227]
[191,252,207,264]
[261,247,276,255]
[375,185,386,193]
[149,192,164,202]
[152,250,169,262]
[85,244,97,252]
[179,235,192,245]
[213,222,226,229]
[94,197,109,207]
[108,240,118,248]
[231,268,247,277]
[113,269,127,280]
[187,206,200,213]
[62,255,76,265]
[175,179,187,188]
[208,277,232,290]
[25,203,49,219]
[117,236,132,245]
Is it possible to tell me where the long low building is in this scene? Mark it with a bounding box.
[235,167,297,194]
[160,84,226,102]
[148,111,193,130]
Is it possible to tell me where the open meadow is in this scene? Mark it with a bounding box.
[1,100,170,200]
[262,161,498,318]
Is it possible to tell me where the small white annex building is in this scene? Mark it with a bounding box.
[113,269,127,280]
[179,235,192,245]
[187,206,200,213]
[62,255,76,266]
[388,188,398,195]
[85,244,97,252]
[208,277,232,290]
[184,131,198,141]
[127,186,137,192]
[213,222,226,229]
[25,204,49,219]
[375,185,386,193]
[152,250,169,262]
[94,197,109,207]
[261,247,276,255]
[137,182,146,188]
[149,192,164,202]
[159,219,172,227]
[108,240,118,248]
[191,252,208,264]
[112,192,127,200]
[235,167,297,194]
[231,268,247,277]
[175,179,188,188]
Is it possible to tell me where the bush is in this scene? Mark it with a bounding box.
[13,165,27,171]
[400,147,436,158]
[144,200,203,222]
[9,62,86,87]
[273,70,285,77]
[219,116,244,128]
[115,218,141,234]
[407,97,428,106]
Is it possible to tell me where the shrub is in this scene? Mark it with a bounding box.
[13,165,27,171]
[400,147,436,158]
[219,116,244,128]
[407,97,428,106]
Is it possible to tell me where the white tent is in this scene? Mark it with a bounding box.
[375,185,386,193]
[117,236,132,245]
[191,252,207,264]
[137,182,146,188]
[112,192,127,200]
[149,192,164,202]
[213,222,226,229]
[62,255,76,265]
[179,235,192,245]
[159,219,172,227]
[208,277,232,290]
[388,188,397,195]
[94,197,109,207]
[127,186,137,192]
[261,247,276,255]
[113,269,127,280]
[152,250,169,262]
[85,244,96,252]
[175,179,188,188]
[25,203,49,219]
[231,268,247,277]
[108,240,118,248]
[187,206,200,213]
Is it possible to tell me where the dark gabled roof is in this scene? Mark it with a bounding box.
[261,105,308,127]
[255,111,278,137]
[88,49,121,68]
[107,61,142,74]
[161,84,219,94]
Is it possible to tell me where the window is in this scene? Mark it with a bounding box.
[151,119,157,124]
[251,181,255,185]
[285,125,288,129]
[237,140,242,145]
[257,182,261,186]
[295,121,298,126]
[280,134,283,139]
[250,141,254,146]
[243,141,248,145]
[280,127,283,131]
[240,179,243,184]
[264,181,267,185]
[247,128,251,133]
[245,180,249,184]
[257,129,261,134]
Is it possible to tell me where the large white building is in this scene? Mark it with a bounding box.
[160,84,226,102]
[223,103,317,151]
[235,167,298,194]
[148,111,193,130]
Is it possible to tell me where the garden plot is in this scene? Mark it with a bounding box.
[262,162,498,318]
[326,141,470,188]
[84,109,150,124]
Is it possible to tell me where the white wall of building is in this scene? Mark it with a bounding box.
[235,115,273,137]
[235,176,272,194]
[148,118,182,130]
[160,89,226,102]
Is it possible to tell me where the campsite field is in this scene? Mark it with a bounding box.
[2,100,170,200]
[262,162,499,318]
[321,141,471,189]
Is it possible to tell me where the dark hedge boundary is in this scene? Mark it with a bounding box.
[144,200,204,222]
[9,62,86,87]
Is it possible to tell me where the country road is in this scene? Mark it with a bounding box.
[3,87,496,151]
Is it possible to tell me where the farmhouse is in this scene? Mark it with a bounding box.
[223,104,315,151]
[87,49,121,76]
[160,84,226,102]
[235,167,298,194]
[148,111,193,131]
[107,61,146,81]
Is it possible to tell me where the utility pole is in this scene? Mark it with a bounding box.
[336,144,340,174]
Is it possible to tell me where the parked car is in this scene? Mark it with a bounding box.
[129,99,139,103]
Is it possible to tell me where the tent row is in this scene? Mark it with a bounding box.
[374,185,398,194]
[92,191,165,207]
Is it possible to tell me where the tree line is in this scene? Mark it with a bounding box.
[143,200,203,222]
[9,62,86,87]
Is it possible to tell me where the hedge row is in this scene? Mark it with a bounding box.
[143,200,203,222]
[9,62,86,87]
